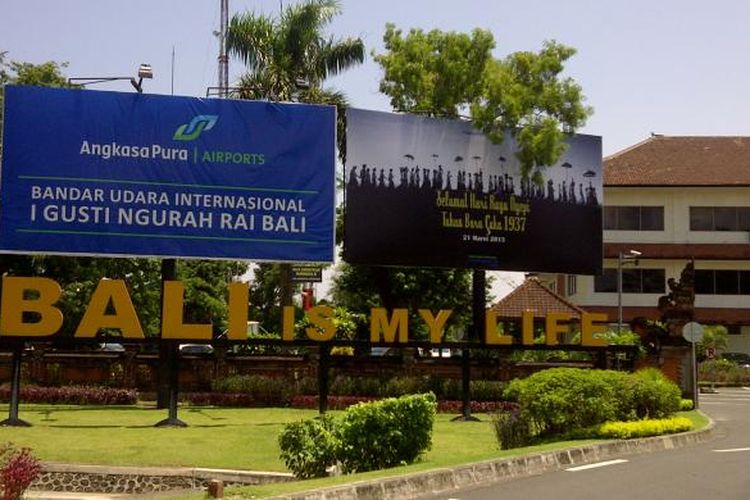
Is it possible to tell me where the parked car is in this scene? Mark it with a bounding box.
[98,343,125,352]
[179,344,214,356]
[721,352,750,368]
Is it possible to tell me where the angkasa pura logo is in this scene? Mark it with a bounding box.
[173,115,219,141]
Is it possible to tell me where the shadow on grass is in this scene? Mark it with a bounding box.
[186,408,228,421]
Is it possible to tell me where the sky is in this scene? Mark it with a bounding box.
[4,0,750,300]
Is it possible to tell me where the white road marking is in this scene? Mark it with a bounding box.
[713,447,750,453]
[565,459,628,472]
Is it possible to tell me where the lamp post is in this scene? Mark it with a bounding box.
[68,63,153,93]
[617,249,642,334]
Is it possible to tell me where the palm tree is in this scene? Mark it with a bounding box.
[227,0,364,102]
[227,0,364,311]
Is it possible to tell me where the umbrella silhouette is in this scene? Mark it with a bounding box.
[454,156,464,162]
[583,170,597,187]
[561,161,573,182]
[404,154,415,160]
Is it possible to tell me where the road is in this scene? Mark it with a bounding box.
[427,388,750,500]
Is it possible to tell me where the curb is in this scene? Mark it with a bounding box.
[272,422,714,500]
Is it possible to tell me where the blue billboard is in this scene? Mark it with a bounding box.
[0,86,335,262]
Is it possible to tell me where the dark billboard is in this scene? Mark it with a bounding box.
[343,109,602,274]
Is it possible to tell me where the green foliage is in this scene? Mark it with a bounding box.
[680,399,694,411]
[277,393,437,478]
[491,410,532,450]
[629,368,681,419]
[374,24,495,117]
[178,260,248,334]
[211,375,292,406]
[278,415,339,479]
[332,263,475,340]
[697,325,729,360]
[337,393,437,473]
[505,368,632,436]
[595,417,692,439]
[294,306,365,341]
[699,359,750,385]
[503,367,683,444]
[227,0,364,100]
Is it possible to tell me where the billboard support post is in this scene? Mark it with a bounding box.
[453,269,484,422]
[318,344,330,415]
[0,342,31,427]
[155,258,187,428]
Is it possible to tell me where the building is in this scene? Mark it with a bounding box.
[542,135,750,351]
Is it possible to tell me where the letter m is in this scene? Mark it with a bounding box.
[370,308,409,343]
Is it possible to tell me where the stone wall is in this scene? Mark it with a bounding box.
[31,463,293,495]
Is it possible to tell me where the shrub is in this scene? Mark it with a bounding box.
[278,415,339,479]
[595,417,692,439]
[505,368,632,436]
[436,400,519,414]
[0,385,137,405]
[469,380,506,402]
[337,393,437,473]
[628,368,681,419]
[0,443,42,500]
[289,395,378,410]
[211,375,291,406]
[381,377,429,397]
[699,359,750,385]
[680,399,694,411]
[183,392,256,407]
[492,410,532,449]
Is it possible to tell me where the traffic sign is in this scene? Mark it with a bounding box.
[682,322,704,343]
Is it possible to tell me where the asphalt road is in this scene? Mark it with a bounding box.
[427,388,750,500]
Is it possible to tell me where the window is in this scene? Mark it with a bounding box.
[594,269,617,293]
[603,206,664,231]
[594,268,665,293]
[695,270,750,295]
[566,275,577,296]
[690,207,750,231]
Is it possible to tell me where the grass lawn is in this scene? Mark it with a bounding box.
[0,404,710,498]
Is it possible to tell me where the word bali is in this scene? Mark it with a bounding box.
[0,277,609,347]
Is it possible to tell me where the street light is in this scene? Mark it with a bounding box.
[68,63,153,93]
[617,249,642,334]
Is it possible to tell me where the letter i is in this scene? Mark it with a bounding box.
[30,204,36,222]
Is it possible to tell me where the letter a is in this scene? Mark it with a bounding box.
[75,279,144,338]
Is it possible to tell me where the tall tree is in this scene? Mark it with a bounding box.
[227,0,364,328]
[374,25,591,179]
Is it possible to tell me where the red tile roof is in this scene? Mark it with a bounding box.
[488,277,587,319]
[604,136,750,186]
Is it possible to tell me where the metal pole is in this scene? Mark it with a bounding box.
[218,0,229,98]
[0,343,30,427]
[155,258,187,427]
[617,252,623,335]
[318,345,329,415]
[453,269,483,422]
[692,340,699,409]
